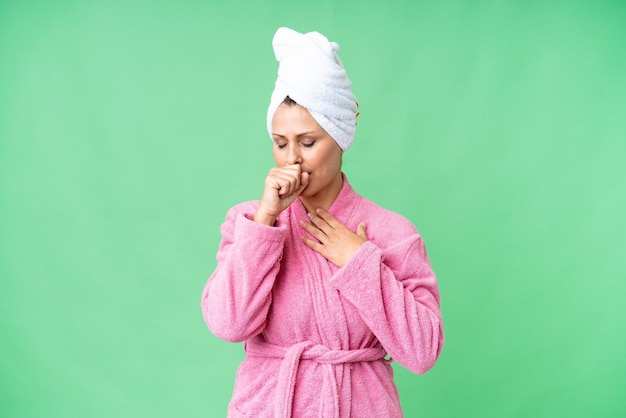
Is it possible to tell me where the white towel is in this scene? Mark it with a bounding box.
[267,27,358,151]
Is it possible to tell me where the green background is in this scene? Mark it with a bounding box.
[1,0,624,417]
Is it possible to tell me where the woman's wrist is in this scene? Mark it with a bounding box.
[253,208,277,226]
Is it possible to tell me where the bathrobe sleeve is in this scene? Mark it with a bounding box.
[202,203,287,342]
[329,225,444,374]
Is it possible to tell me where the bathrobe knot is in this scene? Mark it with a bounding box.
[245,335,387,418]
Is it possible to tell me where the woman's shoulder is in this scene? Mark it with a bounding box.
[356,195,421,240]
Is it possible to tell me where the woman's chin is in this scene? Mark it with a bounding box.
[299,186,311,197]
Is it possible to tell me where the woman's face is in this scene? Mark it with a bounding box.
[271,103,343,199]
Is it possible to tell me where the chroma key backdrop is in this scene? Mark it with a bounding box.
[1,1,624,417]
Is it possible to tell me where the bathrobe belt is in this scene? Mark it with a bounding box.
[245,335,388,418]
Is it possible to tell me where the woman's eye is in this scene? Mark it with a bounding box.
[303,141,316,148]
[276,143,287,149]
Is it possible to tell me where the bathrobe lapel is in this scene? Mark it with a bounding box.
[288,175,360,417]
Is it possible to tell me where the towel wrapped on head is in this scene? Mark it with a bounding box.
[267,27,358,151]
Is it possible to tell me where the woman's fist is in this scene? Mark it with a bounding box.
[254,164,309,225]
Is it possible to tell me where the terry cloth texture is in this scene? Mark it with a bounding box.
[267,27,358,151]
[202,175,444,417]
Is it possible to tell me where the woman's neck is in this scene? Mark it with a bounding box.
[299,172,344,213]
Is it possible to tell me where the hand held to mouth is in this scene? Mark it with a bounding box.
[254,164,309,225]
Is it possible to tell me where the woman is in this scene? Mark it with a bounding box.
[202,27,443,418]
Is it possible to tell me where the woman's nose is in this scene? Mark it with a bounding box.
[287,145,303,165]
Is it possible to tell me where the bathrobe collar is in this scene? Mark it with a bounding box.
[292,173,359,226]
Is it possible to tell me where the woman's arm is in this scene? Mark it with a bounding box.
[329,234,444,374]
[201,204,286,342]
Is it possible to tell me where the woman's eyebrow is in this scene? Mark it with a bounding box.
[272,131,317,138]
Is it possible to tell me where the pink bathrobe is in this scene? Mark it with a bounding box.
[202,176,443,417]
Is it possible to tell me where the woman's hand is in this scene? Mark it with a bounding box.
[254,164,309,225]
[300,208,368,268]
